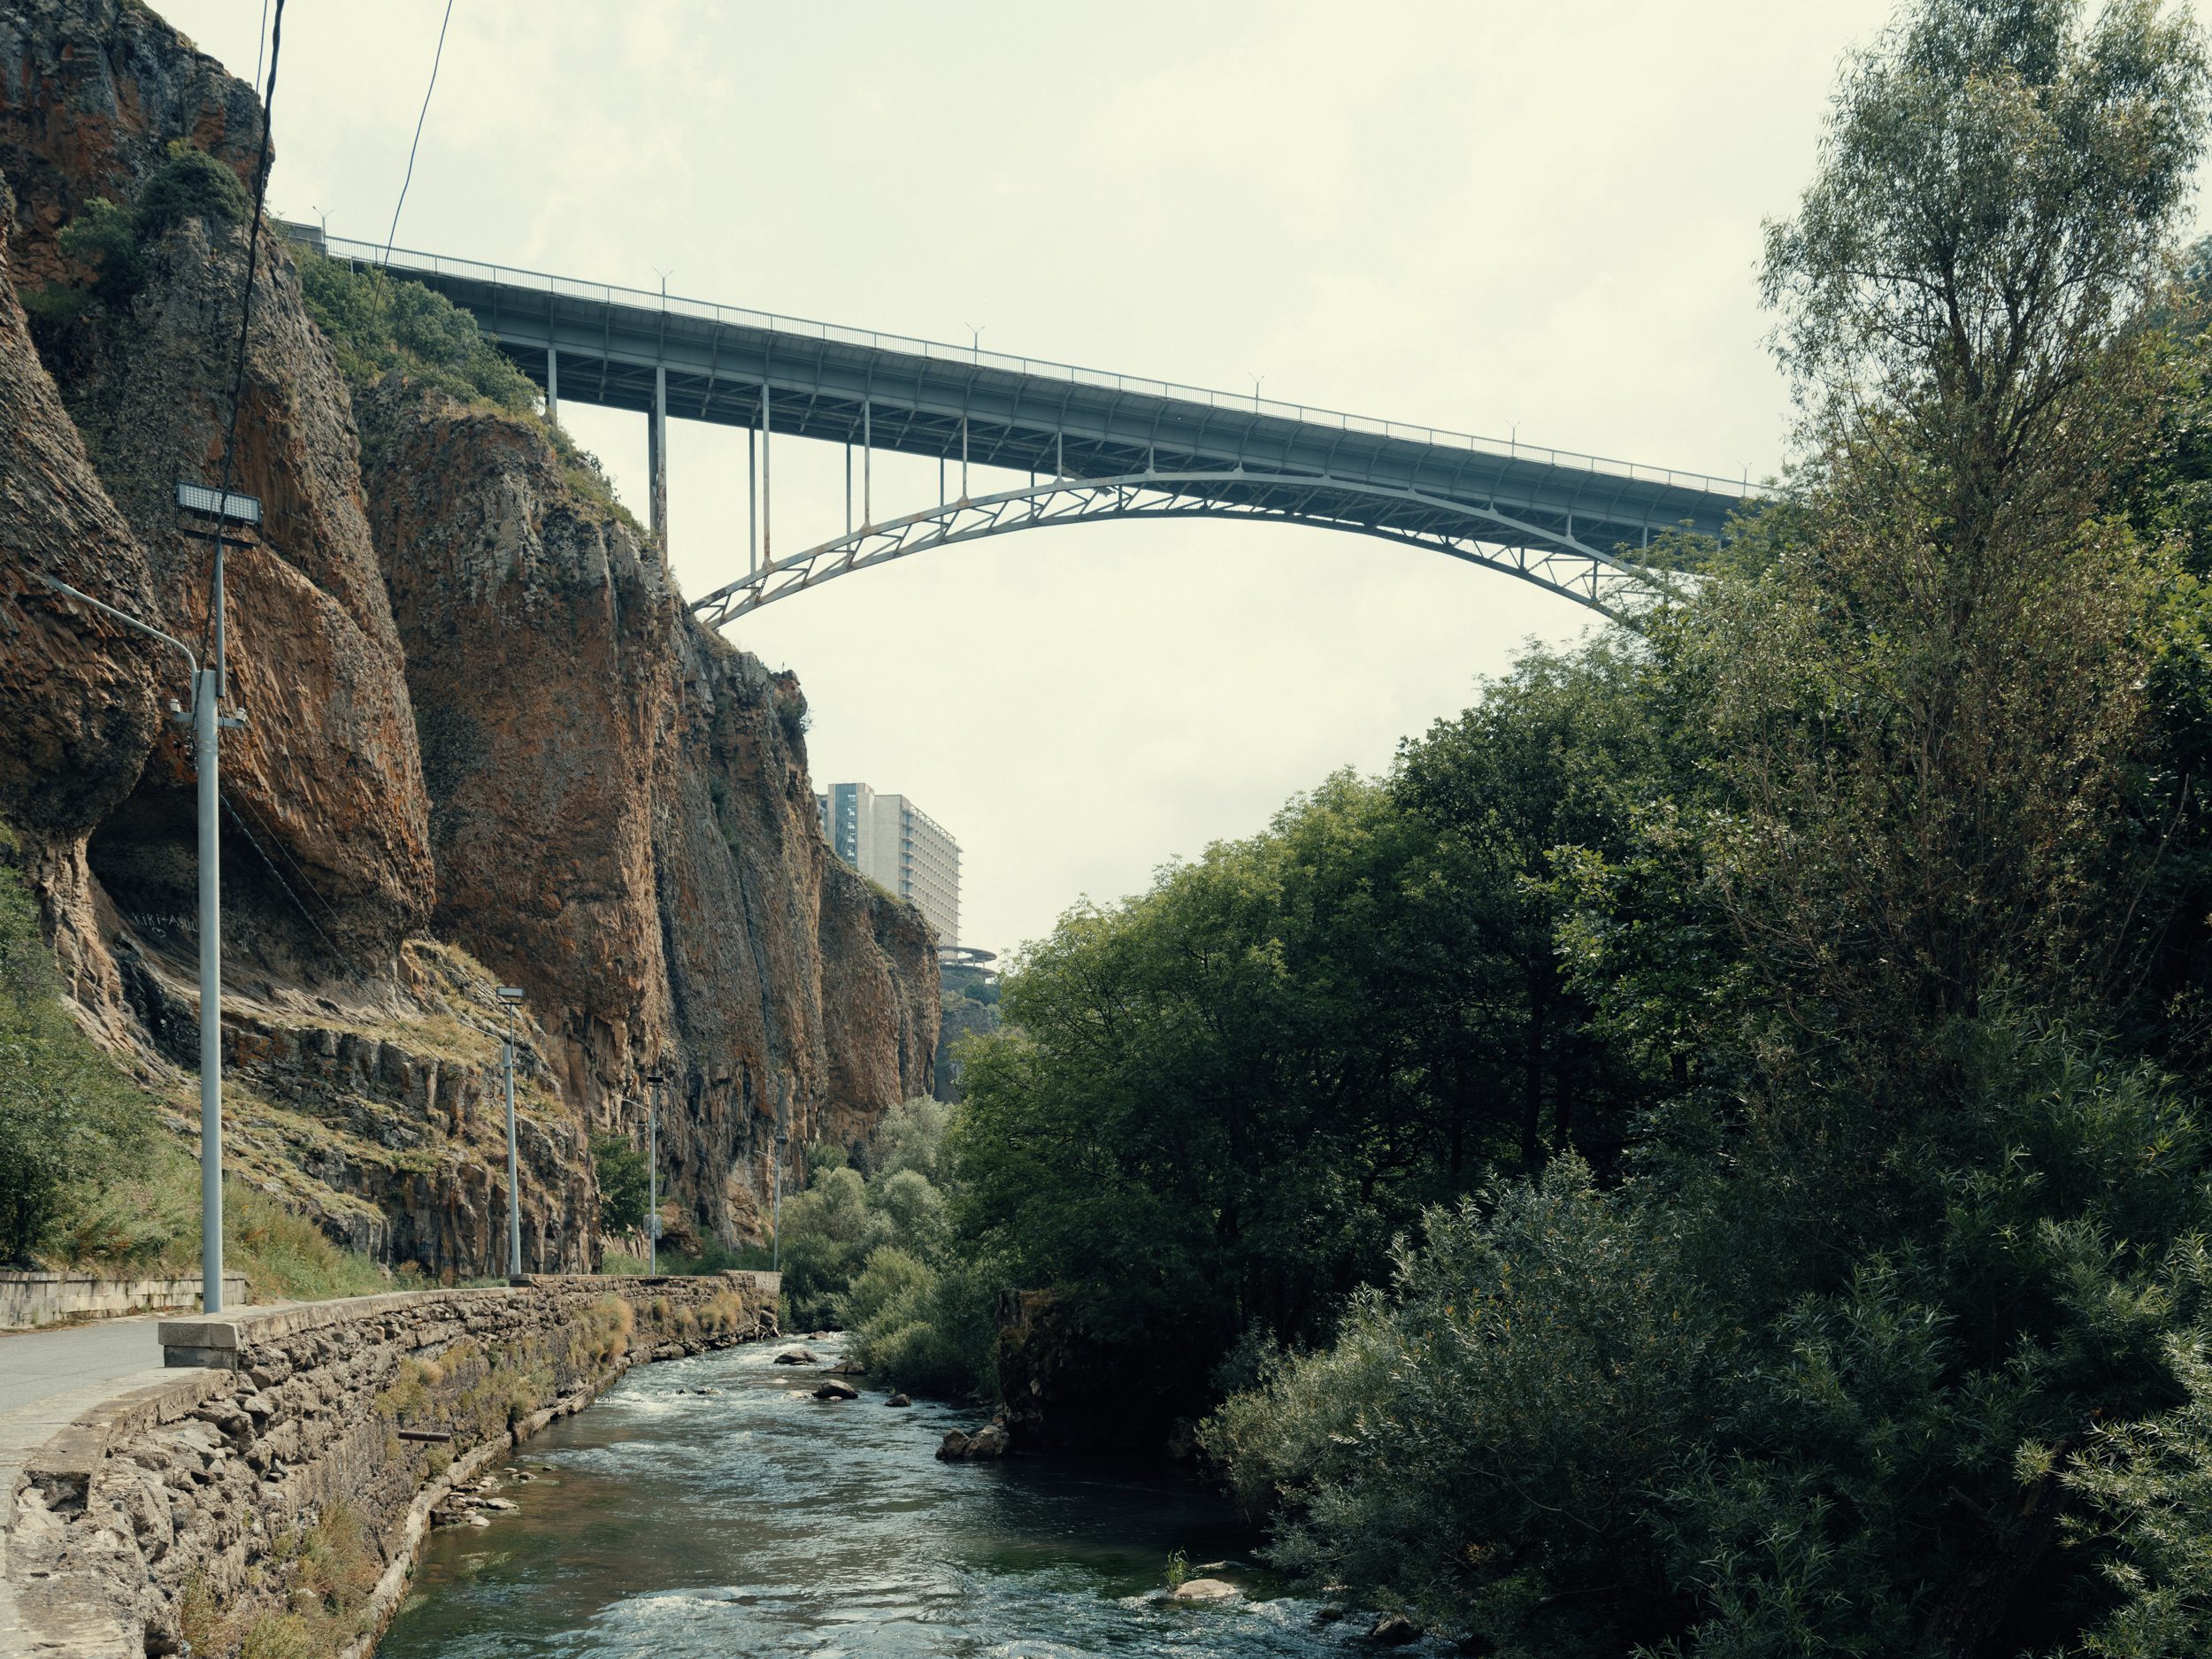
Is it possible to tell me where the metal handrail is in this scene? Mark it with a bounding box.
[321,234,1766,502]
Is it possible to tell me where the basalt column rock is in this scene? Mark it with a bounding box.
[0,0,265,285]
[359,381,939,1248]
[3,0,436,972]
[359,380,672,1115]
[0,163,161,1027]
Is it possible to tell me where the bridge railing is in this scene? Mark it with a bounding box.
[325,235,1763,501]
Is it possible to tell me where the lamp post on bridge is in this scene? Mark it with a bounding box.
[497,984,526,1276]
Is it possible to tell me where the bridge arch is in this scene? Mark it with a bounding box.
[687,469,1686,630]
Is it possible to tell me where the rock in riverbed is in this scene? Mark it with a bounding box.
[1171,1578,1240,1602]
[774,1349,819,1366]
[936,1424,1011,1461]
[886,1393,911,1408]
[1369,1613,1422,1644]
[814,1379,859,1401]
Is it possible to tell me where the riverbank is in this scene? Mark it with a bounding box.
[0,1272,779,1659]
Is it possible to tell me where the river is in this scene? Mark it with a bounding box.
[375,1336,1413,1657]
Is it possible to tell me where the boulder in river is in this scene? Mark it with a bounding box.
[937,1424,1011,1461]
[886,1393,912,1408]
[1369,1613,1422,1645]
[813,1379,859,1401]
[773,1349,819,1366]
[1171,1578,1240,1602]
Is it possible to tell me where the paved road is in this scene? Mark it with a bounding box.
[0,1316,166,1415]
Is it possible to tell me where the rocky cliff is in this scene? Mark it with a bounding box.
[0,0,936,1273]
[359,381,939,1245]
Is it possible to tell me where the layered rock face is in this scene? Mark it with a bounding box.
[0,0,936,1271]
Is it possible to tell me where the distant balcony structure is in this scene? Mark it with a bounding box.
[818,782,960,945]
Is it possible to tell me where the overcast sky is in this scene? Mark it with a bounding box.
[153,1,2182,960]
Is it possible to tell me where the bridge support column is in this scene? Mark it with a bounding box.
[545,347,559,428]
[649,364,668,565]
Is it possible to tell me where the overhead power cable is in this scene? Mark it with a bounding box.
[383,0,456,262]
[195,0,287,687]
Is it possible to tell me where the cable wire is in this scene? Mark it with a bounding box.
[219,791,357,974]
[383,0,455,262]
[228,787,350,935]
[195,0,287,687]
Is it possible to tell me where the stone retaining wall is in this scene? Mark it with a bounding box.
[1,1271,780,1658]
[0,1273,249,1332]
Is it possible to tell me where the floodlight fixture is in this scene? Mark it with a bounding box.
[174,481,262,525]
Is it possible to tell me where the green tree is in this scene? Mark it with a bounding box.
[591,1134,649,1237]
[1394,637,1673,1168]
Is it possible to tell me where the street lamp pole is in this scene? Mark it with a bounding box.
[644,1070,662,1275]
[772,1124,788,1273]
[497,986,526,1276]
[37,503,251,1316]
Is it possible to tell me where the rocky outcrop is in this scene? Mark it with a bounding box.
[0,0,264,285]
[0,0,936,1273]
[4,0,435,965]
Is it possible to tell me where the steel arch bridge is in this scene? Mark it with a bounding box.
[297,230,1758,625]
[689,469,1674,628]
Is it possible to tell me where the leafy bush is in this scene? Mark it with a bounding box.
[867,1095,950,1185]
[55,198,144,306]
[34,141,250,319]
[777,1164,889,1326]
[133,141,249,239]
[294,244,536,412]
[767,1098,995,1394]
[1203,1161,1717,1650]
[845,1247,1005,1399]
[0,833,152,1263]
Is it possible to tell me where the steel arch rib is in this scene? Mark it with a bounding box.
[687,472,1676,629]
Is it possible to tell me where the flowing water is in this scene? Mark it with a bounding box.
[376,1338,1421,1658]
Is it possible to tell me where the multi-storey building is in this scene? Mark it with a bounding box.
[817,781,961,944]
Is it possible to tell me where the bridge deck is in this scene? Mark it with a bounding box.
[307,234,1752,564]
